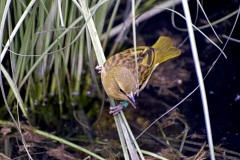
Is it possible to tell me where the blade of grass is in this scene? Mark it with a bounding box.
[0,0,29,118]
[0,65,32,160]
[131,0,139,94]
[130,0,144,158]
[101,0,181,39]
[102,0,120,51]
[165,8,227,59]
[196,0,222,43]
[78,0,144,159]
[141,150,168,160]
[1,0,36,63]
[172,8,239,31]
[181,0,215,159]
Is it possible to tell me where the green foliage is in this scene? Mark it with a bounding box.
[0,0,173,159]
[0,0,158,128]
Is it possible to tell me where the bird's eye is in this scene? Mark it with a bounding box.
[119,88,124,94]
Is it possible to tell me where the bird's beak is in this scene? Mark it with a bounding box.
[127,92,136,108]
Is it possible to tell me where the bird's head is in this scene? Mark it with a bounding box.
[103,66,138,108]
[118,88,136,108]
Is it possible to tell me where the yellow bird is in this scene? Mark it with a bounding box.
[96,36,181,115]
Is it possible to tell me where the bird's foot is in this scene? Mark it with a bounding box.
[109,104,124,115]
[95,65,102,73]
[109,101,128,115]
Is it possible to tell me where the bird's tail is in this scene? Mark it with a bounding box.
[152,36,181,64]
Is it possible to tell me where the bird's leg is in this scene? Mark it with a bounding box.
[109,101,128,115]
[109,104,123,115]
[95,65,102,73]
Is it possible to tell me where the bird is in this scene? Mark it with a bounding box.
[96,36,181,115]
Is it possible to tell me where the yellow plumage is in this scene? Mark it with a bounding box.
[99,36,181,114]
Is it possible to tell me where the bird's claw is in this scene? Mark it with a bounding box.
[95,65,102,73]
[109,104,124,115]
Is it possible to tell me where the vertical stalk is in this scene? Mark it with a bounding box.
[181,0,215,159]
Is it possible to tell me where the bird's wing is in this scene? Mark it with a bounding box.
[125,47,157,92]
[103,46,157,92]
